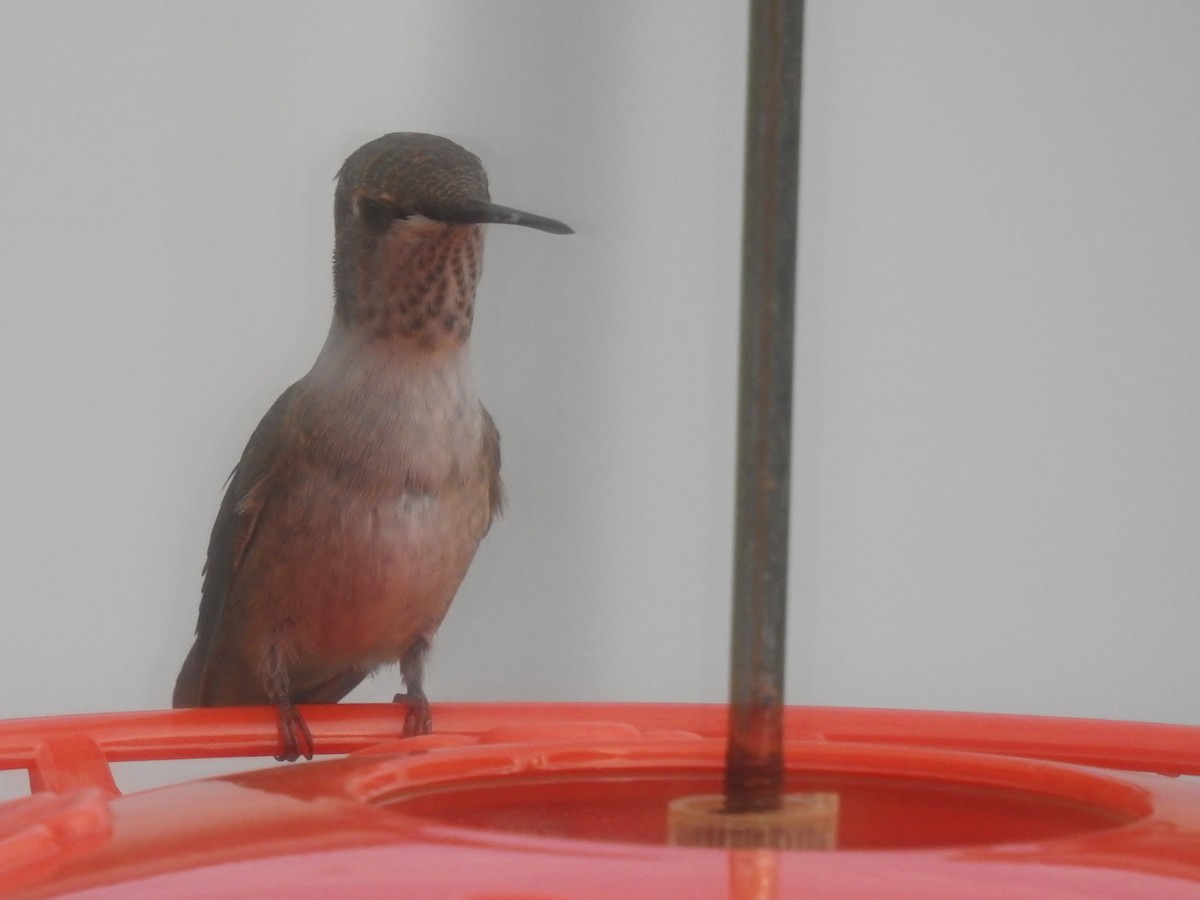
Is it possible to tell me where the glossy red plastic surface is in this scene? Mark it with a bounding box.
[3,703,1200,897]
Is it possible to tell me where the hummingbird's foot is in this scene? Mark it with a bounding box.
[274,701,314,762]
[392,691,432,737]
[396,635,432,737]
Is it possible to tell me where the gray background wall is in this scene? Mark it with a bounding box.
[1,1,1198,789]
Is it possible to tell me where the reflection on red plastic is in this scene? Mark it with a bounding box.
[0,788,112,894]
[2,703,1200,897]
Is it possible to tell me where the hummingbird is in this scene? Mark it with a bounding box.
[172,132,572,761]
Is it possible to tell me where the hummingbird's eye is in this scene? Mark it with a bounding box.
[357,197,411,233]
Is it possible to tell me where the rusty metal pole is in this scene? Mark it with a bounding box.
[724,0,804,814]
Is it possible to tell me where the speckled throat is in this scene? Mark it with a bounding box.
[334,215,484,347]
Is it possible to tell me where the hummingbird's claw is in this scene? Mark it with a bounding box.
[393,691,432,737]
[275,702,314,762]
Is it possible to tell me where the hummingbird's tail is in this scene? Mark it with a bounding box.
[172,639,206,707]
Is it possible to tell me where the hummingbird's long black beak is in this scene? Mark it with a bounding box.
[441,200,573,235]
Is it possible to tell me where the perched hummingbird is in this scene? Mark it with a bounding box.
[173,133,572,761]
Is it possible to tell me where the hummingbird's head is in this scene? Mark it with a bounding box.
[332,133,571,348]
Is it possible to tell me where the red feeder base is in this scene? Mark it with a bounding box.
[3,703,1200,897]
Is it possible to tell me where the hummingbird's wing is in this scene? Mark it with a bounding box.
[481,405,504,527]
[172,382,302,707]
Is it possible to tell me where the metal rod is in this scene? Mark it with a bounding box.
[724,0,804,814]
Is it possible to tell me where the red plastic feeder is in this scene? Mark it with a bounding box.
[4,702,1200,897]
